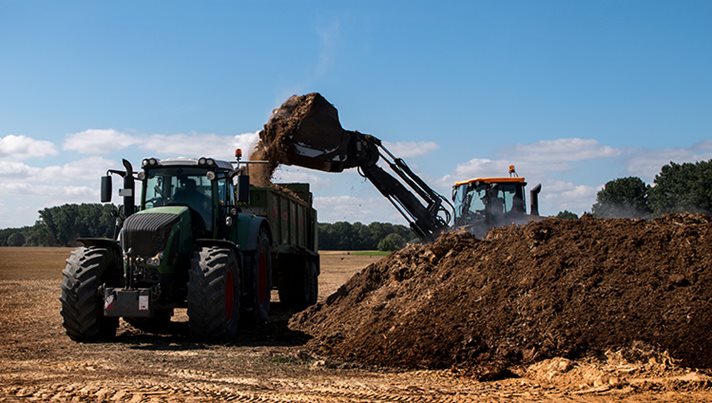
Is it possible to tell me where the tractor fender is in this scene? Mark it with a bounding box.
[237,215,272,253]
[76,237,123,258]
[194,239,241,257]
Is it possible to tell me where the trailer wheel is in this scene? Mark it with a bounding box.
[306,260,318,306]
[245,229,271,323]
[60,246,119,341]
[279,258,318,312]
[187,247,240,342]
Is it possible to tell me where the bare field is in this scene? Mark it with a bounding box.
[1,247,711,402]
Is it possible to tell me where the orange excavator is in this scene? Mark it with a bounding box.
[451,165,541,238]
[257,93,541,241]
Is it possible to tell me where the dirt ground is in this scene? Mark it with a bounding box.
[1,247,711,402]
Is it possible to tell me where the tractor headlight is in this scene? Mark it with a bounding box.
[198,157,207,165]
[142,158,159,167]
[206,171,216,180]
[146,252,163,267]
[206,158,215,166]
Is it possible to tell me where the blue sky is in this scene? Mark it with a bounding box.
[1,1,711,227]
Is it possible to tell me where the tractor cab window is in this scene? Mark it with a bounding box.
[214,173,237,206]
[485,183,526,215]
[143,167,214,231]
[453,181,526,222]
[496,183,526,214]
[453,184,487,221]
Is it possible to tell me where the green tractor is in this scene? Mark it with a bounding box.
[59,153,319,342]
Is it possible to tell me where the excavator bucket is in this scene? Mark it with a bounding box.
[257,93,356,173]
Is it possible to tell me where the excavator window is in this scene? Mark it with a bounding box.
[495,183,526,214]
[453,182,527,225]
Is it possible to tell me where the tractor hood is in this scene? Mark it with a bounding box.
[121,206,191,259]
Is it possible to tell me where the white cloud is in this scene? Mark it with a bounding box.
[38,156,115,183]
[0,157,116,227]
[62,129,260,161]
[514,138,621,163]
[382,141,438,158]
[540,180,600,215]
[0,157,115,188]
[626,141,712,182]
[449,158,510,179]
[0,134,57,160]
[314,195,406,224]
[0,161,35,177]
[63,129,139,154]
[139,131,259,161]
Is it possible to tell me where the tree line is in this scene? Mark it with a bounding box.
[0,203,413,251]
[318,221,413,251]
[556,159,712,219]
[3,159,710,248]
[0,204,117,247]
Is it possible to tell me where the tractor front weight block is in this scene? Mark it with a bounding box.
[103,288,154,318]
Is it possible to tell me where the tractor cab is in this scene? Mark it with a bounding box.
[452,165,541,237]
[139,157,237,236]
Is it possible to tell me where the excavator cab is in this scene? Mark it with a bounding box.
[452,166,541,238]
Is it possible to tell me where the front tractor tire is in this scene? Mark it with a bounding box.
[187,247,240,342]
[60,246,119,341]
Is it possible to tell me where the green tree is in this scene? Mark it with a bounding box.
[556,210,578,220]
[592,177,651,218]
[6,232,26,246]
[38,203,117,246]
[378,233,406,251]
[648,160,712,215]
[317,221,414,250]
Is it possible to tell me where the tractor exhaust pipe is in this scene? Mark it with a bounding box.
[121,159,135,217]
[530,184,541,216]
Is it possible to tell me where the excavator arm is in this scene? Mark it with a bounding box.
[259,93,452,242]
[354,135,451,242]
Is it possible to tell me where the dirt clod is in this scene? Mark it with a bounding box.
[291,214,712,377]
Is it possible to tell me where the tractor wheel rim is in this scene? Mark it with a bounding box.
[225,270,235,320]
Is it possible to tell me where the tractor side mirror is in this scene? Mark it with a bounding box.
[237,174,250,203]
[101,176,113,203]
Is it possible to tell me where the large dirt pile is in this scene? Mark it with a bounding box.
[291,214,712,376]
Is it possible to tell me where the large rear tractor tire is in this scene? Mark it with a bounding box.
[244,229,272,323]
[187,247,240,342]
[278,258,318,312]
[60,246,120,341]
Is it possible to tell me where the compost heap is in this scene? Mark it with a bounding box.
[249,92,345,186]
[291,214,712,376]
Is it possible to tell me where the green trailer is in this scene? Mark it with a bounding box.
[245,184,319,310]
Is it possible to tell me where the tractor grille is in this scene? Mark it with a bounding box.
[122,213,180,258]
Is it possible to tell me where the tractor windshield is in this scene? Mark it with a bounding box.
[453,182,526,224]
[143,167,218,231]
